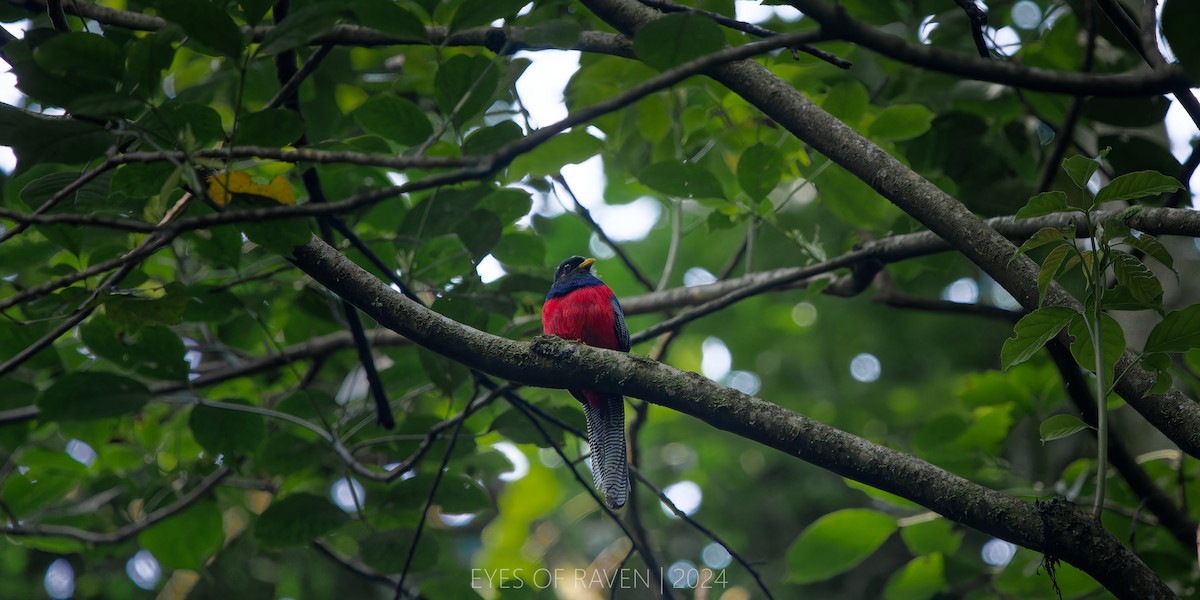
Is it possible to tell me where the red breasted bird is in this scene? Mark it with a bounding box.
[542,256,630,509]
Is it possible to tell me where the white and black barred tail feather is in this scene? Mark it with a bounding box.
[582,394,629,509]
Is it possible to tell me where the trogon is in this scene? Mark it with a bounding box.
[542,256,630,509]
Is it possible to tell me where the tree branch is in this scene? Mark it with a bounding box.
[571,0,1200,459]
[2,466,231,543]
[636,0,851,69]
[1045,341,1199,549]
[289,236,1173,599]
[784,0,1190,96]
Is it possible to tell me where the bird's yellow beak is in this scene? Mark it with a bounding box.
[578,258,596,270]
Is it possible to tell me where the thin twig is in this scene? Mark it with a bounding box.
[506,394,672,599]
[394,384,499,599]
[953,0,990,58]
[630,467,776,600]
[1036,0,1096,194]
[45,0,69,31]
[267,44,334,110]
[3,466,231,542]
[553,174,656,291]
[636,0,851,68]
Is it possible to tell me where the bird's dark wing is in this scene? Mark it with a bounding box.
[611,295,630,352]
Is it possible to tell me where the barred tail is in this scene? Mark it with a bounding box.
[582,394,629,509]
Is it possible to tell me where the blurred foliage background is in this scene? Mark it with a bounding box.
[0,0,1199,598]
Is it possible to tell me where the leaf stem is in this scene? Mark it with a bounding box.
[1087,210,1108,519]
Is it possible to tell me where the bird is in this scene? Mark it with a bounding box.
[542,256,630,509]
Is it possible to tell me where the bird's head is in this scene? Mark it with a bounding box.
[547,256,601,299]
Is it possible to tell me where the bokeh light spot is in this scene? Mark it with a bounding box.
[44,558,74,600]
[791,301,817,327]
[702,542,733,569]
[492,441,530,482]
[701,337,732,381]
[683,267,717,287]
[941,277,979,304]
[330,477,366,513]
[66,439,97,467]
[661,481,703,517]
[850,353,881,383]
[982,538,1017,567]
[126,550,161,590]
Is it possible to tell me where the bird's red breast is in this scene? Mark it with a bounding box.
[542,284,621,351]
[543,284,620,409]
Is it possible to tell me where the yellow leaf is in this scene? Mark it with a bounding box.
[206,172,296,206]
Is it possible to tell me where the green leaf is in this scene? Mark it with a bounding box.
[1037,244,1071,304]
[1015,191,1072,219]
[434,54,500,126]
[477,187,533,226]
[1095,170,1183,203]
[257,3,343,56]
[255,493,350,548]
[842,479,921,509]
[868,104,934,142]
[632,12,726,71]
[139,500,224,570]
[1067,312,1126,381]
[816,163,902,231]
[883,553,945,600]
[11,117,116,171]
[508,130,603,179]
[787,509,897,583]
[822,81,869,124]
[360,530,438,573]
[239,0,274,26]
[449,0,529,31]
[103,281,191,326]
[1083,96,1171,128]
[190,399,266,456]
[350,0,427,40]
[20,170,112,211]
[158,0,245,58]
[1061,149,1108,190]
[1000,306,1078,370]
[521,20,583,47]
[353,94,433,146]
[1039,413,1091,443]
[638,161,724,200]
[140,102,226,147]
[455,209,503,260]
[1124,234,1173,269]
[900,519,962,556]
[241,210,314,257]
[80,318,189,381]
[1013,226,1069,257]
[1109,251,1162,307]
[38,372,150,422]
[491,232,545,267]
[738,143,785,201]
[464,121,523,156]
[418,348,469,396]
[233,108,305,147]
[33,33,124,82]
[1145,304,1200,353]
[437,474,491,512]
[1162,0,1200,80]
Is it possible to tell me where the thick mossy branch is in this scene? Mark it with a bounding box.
[291,238,1172,600]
